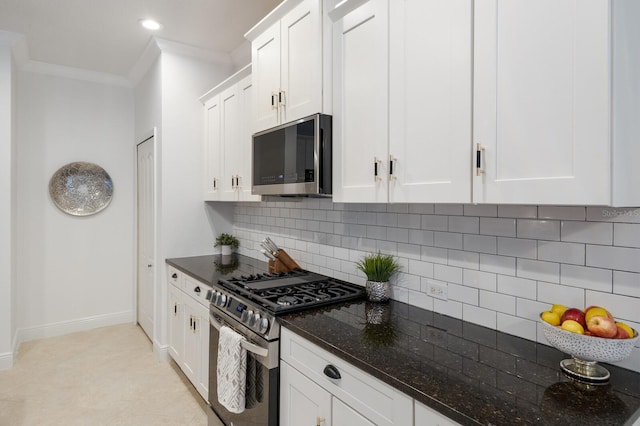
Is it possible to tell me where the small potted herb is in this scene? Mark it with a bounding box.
[214,233,239,256]
[355,252,401,303]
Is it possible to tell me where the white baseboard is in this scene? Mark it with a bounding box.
[0,351,13,370]
[153,340,170,362]
[16,310,136,345]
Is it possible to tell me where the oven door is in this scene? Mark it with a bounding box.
[208,312,279,426]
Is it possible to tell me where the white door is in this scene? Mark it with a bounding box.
[473,0,610,204]
[280,361,332,426]
[333,398,375,426]
[332,0,389,203]
[136,137,155,340]
[389,0,472,203]
[168,284,183,362]
[252,22,281,132]
[280,0,322,124]
[238,74,261,202]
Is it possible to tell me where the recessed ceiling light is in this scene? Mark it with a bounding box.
[139,19,163,31]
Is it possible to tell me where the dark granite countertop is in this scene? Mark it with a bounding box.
[280,300,640,426]
[166,254,267,286]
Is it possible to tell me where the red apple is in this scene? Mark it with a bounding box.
[587,315,618,338]
[614,325,631,339]
[561,308,586,328]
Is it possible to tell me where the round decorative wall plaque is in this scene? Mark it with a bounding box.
[49,162,113,216]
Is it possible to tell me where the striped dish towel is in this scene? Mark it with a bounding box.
[217,326,247,413]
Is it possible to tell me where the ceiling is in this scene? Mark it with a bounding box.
[0,0,281,77]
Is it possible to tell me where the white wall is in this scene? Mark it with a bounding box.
[0,34,17,369]
[15,70,135,341]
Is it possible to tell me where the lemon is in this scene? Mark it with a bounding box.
[551,304,567,316]
[561,320,585,334]
[541,310,561,326]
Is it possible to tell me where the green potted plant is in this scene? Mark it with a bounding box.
[355,251,401,302]
[215,233,239,255]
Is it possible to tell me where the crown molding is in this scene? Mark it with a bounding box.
[127,38,162,86]
[154,37,232,65]
[22,60,132,88]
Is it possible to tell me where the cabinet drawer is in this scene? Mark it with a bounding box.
[281,328,412,426]
[167,266,183,287]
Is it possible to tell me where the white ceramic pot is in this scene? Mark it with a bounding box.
[221,245,233,256]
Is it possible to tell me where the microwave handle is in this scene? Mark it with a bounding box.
[209,313,269,358]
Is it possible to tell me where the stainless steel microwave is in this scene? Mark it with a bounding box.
[252,114,332,196]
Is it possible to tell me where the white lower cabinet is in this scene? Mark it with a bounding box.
[167,271,209,401]
[281,328,459,426]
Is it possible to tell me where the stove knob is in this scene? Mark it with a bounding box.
[250,313,260,327]
[205,290,213,301]
[258,318,270,334]
[242,310,253,323]
[216,294,227,307]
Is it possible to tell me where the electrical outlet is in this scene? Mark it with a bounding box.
[428,282,448,301]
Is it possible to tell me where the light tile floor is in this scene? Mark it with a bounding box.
[0,324,207,426]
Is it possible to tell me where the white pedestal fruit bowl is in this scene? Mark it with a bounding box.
[539,314,639,384]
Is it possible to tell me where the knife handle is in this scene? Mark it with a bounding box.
[274,249,300,270]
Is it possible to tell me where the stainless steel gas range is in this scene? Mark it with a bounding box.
[207,269,365,426]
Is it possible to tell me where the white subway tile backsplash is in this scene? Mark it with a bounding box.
[448,283,478,305]
[409,259,435,278]
[497,275,537,300]
[561,221,612,245]
[480,218,516,237]
[421,246,448,265]
[497,237,537,259]
[498,205,537,219]
[435,204,464,215]
[587,245,640,273]
[434,264,463,284]
[479,291,516,315]
[538,206,586,221]
[463,234,497,254]
[462,305,497,329]
[537,281,585,308]
[422,215,448,231]
[434,232,463,250]
[496,313,537,341]
[586,207,640,223]
[537,241,585,265]
[585,291,639,323]
[479,254,516,276]
[464,204,497,217]
[449,216,479,234]
[234,199,640,374]
[463,269,497,291]
[516,259,560,283]
[517,219,560,241]
[449,250,480,270]
[560,264,612,292]
[613,271,640,298]
[614,223,640,248]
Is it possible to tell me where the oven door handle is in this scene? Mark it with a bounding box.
[209,313,269,358]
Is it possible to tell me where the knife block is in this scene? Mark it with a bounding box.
[268,259,290,273]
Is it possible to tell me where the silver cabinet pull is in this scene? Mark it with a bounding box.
[476,143,485,176]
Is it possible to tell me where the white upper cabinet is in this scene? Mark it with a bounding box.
[200,65,261,202]
[474,0,609,205]
[389,0,472,203]
[332,0,472,203]
[331,0,390,203]
[246,0,324,133]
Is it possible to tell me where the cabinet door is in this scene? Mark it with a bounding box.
[389,0,472,203]
[182,298,200,386]
[252,22,281,132]
[332,0,389,203]
[333,398,375,426]
[168,284,183,363]
[473,0,610,204]
[281,361,332,426]
[238,74,261,202]
[280,0,322,124]
[219,85,241,201]
[414,401,461,426]
[195,301,209,400]
[204,95,221,200]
